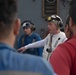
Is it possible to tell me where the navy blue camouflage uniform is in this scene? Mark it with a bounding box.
[18,33,43,56]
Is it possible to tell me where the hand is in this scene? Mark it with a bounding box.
[18,47,26,53]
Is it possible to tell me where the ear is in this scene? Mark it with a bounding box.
[65,25,69,32]
[69,17,74,27]
[14,19,21,35]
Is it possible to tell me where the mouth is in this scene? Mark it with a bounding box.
[48,29,51,31]
[48,29,51,33]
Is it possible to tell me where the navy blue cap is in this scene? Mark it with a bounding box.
[21,20,34,30]
[22,22,30,28]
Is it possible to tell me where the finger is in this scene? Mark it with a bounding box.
[18,48,23,51]
[20,49,25,53]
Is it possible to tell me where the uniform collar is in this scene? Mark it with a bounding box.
[0,42,16,52]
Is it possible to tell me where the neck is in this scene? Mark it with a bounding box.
[28,32,33,36]
[53,29,60,34]
[0,35,15,47]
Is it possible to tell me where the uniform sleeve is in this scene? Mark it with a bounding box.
[25,38,46,49]
[49,44,72,75]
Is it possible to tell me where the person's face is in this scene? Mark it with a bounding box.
[47,21,57,34]
[23,27,32,35]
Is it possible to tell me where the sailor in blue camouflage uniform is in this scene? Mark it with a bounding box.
[18,20,43,56]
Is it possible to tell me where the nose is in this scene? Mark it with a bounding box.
[24,28,27,31]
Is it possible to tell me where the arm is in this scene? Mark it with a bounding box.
[25,38,46,49]
[18,35,48,53]
[25,34,50,49]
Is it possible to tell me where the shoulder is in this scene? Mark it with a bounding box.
[50,42,72,75]
[59,31,66,36]
[13,52,41,64]
[32,33,41,40]
[59,31,67,41]
[12,52,44,64]
[0,45,55,75]
[33,33,40,37]
[50,42,70,63]
[11,52,56,75]
[45,33,51,39]
[51,41,75,59]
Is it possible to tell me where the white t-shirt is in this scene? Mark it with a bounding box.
[25,31,67,60]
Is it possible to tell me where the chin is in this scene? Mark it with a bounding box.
[49,31,51,33]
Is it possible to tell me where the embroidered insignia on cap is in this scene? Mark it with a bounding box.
[48,16,51,21]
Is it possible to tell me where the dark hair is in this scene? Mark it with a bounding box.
[0,0,17,36]
[69,0,76,24]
